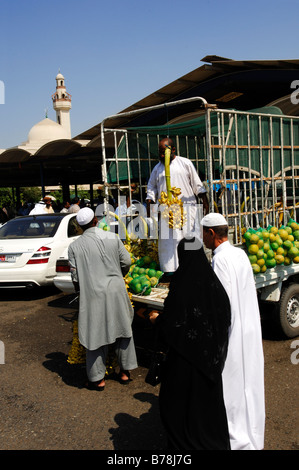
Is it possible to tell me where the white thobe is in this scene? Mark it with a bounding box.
[29,203,47,215]
[146,156,206,272]
[212,241,265,450]
[68,204,80,213]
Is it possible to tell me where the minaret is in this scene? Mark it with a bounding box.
[52,72,72,138]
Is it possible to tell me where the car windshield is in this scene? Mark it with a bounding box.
[0,215,65,239]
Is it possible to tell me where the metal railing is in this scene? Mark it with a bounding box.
[205,107,299,243]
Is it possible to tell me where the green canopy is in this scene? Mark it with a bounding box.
[106,106,299,183]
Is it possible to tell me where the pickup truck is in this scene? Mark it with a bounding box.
[54,98,299,339]
[98,98,299,339]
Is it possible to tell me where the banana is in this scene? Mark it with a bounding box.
[159,187,186,230]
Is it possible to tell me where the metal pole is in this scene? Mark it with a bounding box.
[100,121,109,219]
[101,96,209,126]
[205,107,214,214]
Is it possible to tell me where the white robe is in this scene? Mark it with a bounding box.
[146,156,206,273]
[212,241,265,450]
[29,203,47,215]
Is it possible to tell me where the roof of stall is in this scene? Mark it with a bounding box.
[75,55,299,145]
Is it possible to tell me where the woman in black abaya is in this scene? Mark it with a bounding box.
[157,237,231,450]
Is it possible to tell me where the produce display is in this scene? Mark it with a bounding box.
[243,219,299,274]
[125,255,163,296]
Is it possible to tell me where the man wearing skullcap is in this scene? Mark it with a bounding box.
[43,196,54,213]
[29,196,54,215]
[201,213,265,450]
[68,208,138,391]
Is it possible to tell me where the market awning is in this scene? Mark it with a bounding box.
[75,56,299,143]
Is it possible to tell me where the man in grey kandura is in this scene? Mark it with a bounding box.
[68,207,138,391]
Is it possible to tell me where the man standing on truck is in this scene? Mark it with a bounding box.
[201,212,265,450]
[146,137,209,276]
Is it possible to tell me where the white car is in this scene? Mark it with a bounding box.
[54,250,75,294]
[0,213,83,289]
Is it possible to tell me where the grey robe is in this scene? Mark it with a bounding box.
[68,227,134,351]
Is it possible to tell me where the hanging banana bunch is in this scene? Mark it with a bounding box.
[67,320,86,365]
[159,146,186,229]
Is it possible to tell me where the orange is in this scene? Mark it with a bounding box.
[252,264,261,274]
[288,246,299,259]
[248,255,257,264]
[275,254,284,265]
[249,233,260,244]
[263,242,270,252]
[278,229,288,240]
[267,250,275,259]
[257,258,265,267]
[248,244,259,255]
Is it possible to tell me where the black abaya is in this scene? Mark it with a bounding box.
[158,237,231,450]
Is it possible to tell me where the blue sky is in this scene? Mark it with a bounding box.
[0,0,298,149]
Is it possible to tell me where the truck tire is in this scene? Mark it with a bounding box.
[278,284,299,338]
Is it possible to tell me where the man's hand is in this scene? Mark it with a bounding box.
[73,281,80,294]
[200,193,209,215]
[146,199,154,218]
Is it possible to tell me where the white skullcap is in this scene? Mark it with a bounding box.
[76,207,94,226]
[201,213,228,227]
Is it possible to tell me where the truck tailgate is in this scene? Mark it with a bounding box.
[255,264,299,289]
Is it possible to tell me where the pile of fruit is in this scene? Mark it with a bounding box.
[243,219,299,274]
[125,255,163,296]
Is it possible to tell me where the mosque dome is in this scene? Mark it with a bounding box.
[56,72,64,80]
[27,117,69,144]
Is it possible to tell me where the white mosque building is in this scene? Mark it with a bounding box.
[17,72,72,153]
[0,72,100,202]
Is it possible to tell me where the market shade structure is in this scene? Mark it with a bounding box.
[1,55,299,190]
[76,55,299,145]
[0,140,102,188]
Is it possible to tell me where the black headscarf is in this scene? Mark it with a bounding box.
[160,237,231,383]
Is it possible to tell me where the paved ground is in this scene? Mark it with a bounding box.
[0,287,298,451]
